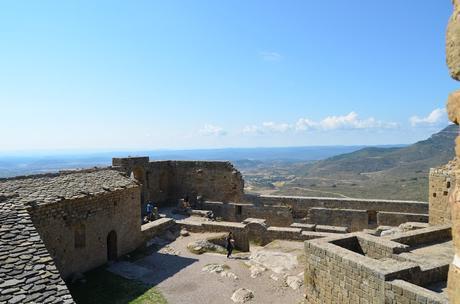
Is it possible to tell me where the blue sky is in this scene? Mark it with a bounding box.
[0,0,457,151]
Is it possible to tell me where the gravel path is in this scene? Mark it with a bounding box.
[109,233,305,304]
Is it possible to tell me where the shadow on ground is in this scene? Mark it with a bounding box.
[68,251,198,304]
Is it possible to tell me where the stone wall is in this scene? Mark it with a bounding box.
[113,157,245,210]
[387,224,452,247]
[28,187,142,279]
[377,211,429,227]
[385,280,448,304]
[200,200,293,226]
[247,194,428,219]
[429,160,456,225]
[304,230,450,304]
[141,218,176,241]
[306,207,369,232]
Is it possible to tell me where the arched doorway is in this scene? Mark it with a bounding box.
[107,230,117,261]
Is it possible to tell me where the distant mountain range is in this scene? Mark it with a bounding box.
[306,124,457,179]
[0,145,401,178]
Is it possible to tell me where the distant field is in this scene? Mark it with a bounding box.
[240,160,429,201]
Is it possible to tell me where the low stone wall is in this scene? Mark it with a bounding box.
[377,211,429,227]
[304,235,417,304]
[387,224,452,247]
[307,207,369,232]
[248,194,429,219]
[176,218,345,248]
[141,218,176,241]
[177,220,249,251]
[266,227,303,242]
[305,227,452,304]
[200,200,293,226]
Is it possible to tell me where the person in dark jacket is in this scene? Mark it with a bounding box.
[226,232,235,258]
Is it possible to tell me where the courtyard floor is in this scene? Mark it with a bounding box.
[106,232,306,304]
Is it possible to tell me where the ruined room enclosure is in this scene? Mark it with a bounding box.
[304,224,452,304]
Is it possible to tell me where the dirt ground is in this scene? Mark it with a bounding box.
[108,232,306,304]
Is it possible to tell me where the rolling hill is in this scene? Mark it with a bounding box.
[306,124,457,179]
[245,125,458,201]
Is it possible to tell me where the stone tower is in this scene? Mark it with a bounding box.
[446,1,460,302]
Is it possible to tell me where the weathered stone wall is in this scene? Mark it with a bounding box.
[387,224,452,247]
[306,207,369,232]
[200,195,428,230]
[113,157,245,210]
[200,200,293,226]
[28,187,142,279]
[305,237,390,303]
[304,230,450,304]
[385,280,448,304]
[429,160,456,225]
[141,218,176,241]
[377,211,429,227]
[247,194,429,219]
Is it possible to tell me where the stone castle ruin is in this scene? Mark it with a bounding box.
[0,154,456,303]
[1,2,460,304]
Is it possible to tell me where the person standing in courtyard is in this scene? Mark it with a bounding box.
[226,232,235,258]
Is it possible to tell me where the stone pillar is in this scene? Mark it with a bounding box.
[447,1,460,302]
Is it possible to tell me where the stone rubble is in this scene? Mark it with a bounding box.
[285,275,303,291]
[231,288,254,303]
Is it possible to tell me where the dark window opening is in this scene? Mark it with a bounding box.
[107,230,118,261]
[447,182,451,189]
[236,205,242,215]
[367,210,377,226]
[433,193,437,198]
[444,191,449,196]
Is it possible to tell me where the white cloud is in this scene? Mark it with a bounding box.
[296,112,397,131]
[262,122,291,132]
[259,51,283,61]
[315,112,397,130]
[199,124,227,136]
[242,122,291,135]
[243,112,397,135]
[409,108,447,127]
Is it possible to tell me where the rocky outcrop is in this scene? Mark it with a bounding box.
[446,2,460,302]
[447,0,460,80]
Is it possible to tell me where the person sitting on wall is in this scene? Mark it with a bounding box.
[184,195,191,208]
[174,198,192,215]
[146,201,154,221]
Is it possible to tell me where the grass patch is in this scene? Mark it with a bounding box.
[68,267,167,304]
